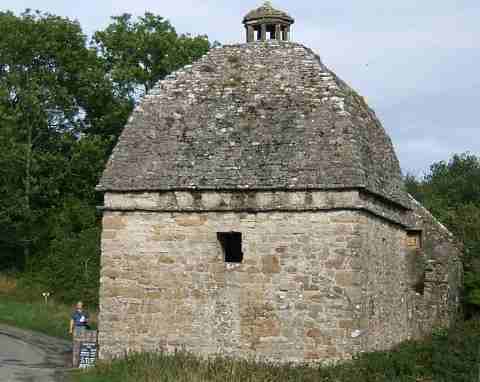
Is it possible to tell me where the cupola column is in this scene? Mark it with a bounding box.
[275,24,282,40]
[260,24,267,41]
[246,25,254,43]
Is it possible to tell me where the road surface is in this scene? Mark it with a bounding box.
[0,324,71,382]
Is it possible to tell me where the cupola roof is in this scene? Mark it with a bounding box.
[243,1,294,24]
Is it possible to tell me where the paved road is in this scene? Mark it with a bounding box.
[0,324,71,382]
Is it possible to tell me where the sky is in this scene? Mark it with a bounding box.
[2,0,479,176]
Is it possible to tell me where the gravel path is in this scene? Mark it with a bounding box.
[0,324,71,382]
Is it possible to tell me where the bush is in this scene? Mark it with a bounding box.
[38,226,101,307]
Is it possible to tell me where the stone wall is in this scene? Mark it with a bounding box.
[359,213,411,351]
[406,197,463,337]
[99,207,370,362]
[98,190,462,363]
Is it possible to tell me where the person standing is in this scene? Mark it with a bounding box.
[69,301,89,336]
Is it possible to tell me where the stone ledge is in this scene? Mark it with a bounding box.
[102,189,410,227]
[104,190,359,211]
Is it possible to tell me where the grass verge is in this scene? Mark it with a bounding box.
[71,320,480,382]
[1,274,478,382]
[0,297,73,339]
[0,273,96,339]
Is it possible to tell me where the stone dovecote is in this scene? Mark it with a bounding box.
[96,3,463,363]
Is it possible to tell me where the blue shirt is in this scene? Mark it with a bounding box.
[71,310,89,327]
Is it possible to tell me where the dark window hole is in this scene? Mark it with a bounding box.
[217,232,243,263]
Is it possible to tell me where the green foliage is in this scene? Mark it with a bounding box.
[70,320,480,382]
[406,153,480,314]
[465,270,480,306]
[1,10,116,135]
[430,319,480,381]
[0,9,214,306]
[0,115,25,268]
[93,13,212,99]
[31,214,101,307]
[0,9,113,272]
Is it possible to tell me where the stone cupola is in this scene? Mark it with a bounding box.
[243,1,294,42]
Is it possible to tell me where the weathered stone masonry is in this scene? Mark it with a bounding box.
[97,2,463,363]
[98,189,461,362]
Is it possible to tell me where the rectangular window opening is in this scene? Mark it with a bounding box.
[217,232,243,263]
[407,230,422,249]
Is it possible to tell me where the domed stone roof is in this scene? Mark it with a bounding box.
[243,2,294,24]
[98,42,409,208]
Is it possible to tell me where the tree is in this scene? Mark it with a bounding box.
[0,10,120,270]
[0,107,25,269]
[93,13,213,100]
[0,9,215,305]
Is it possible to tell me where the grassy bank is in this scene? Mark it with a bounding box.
[0,274,97,339]
[72,320,480,382]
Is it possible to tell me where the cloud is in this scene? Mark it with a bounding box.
[1,0,479,173]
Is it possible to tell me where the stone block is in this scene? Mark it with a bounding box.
[335,271,361,287]
[175,192,195,208]
[330,214,357,223]
[288,192,306,207]
[103,215,127,230]
[102,231,117,239]
[304,351,322,360]
[306,328,322,338]
[338,320,354,329]
[325,256,345,270]
[304,292,323,303]
[295,302,308,310]
[255,318,281,338]
[145,291,163,299]
[256,192,275,208]
[174,215,207,226]
[157,255,175,264]
[202,193,223,209]
[262,255,281,274]
[246,266,260,274]
[102,268,120,279]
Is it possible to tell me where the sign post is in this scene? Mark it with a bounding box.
[73,329,98,368]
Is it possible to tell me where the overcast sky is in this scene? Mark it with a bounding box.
[2,1,479,176]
